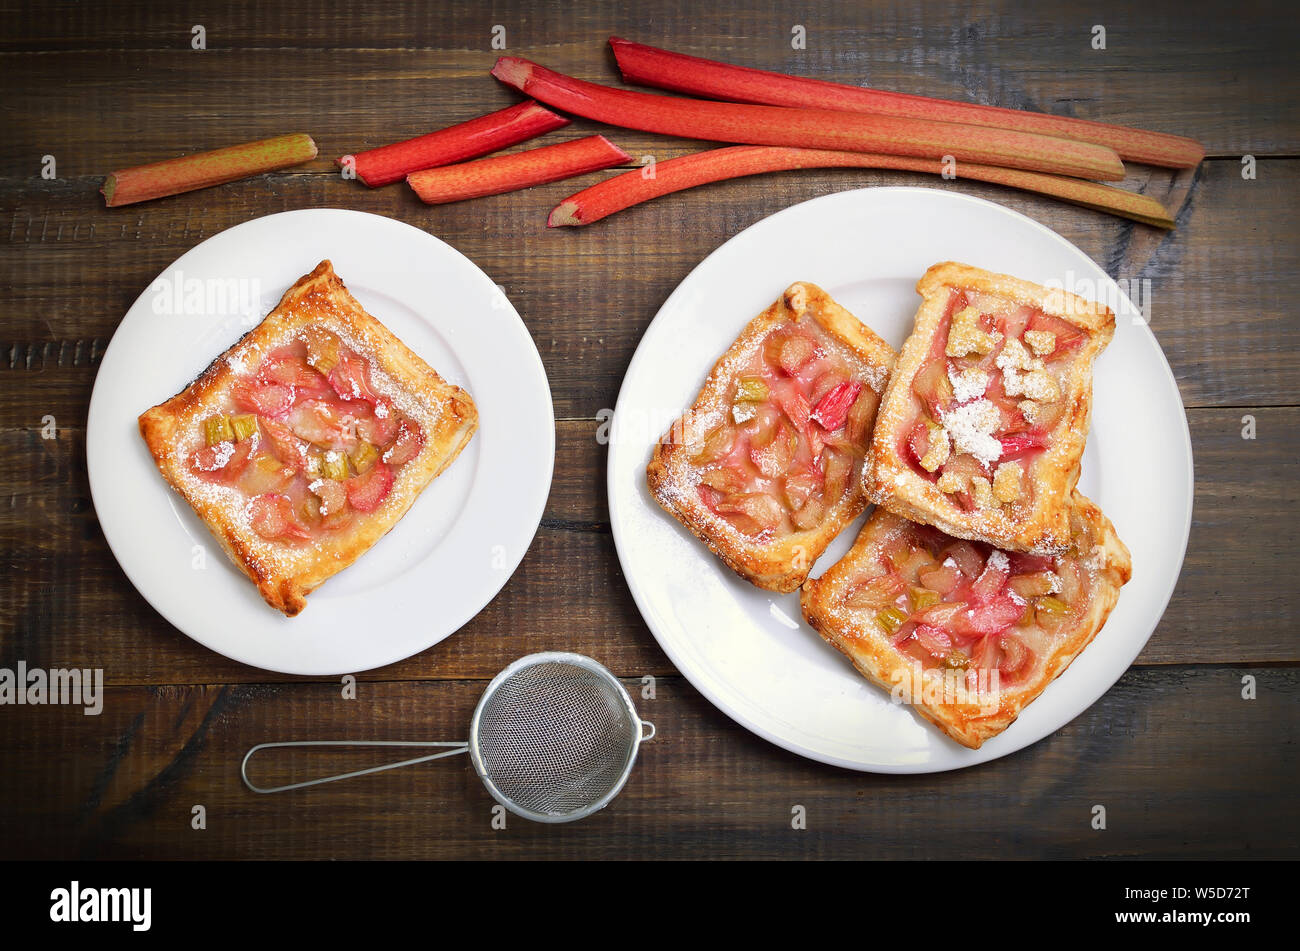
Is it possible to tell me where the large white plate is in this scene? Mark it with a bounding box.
[608,187,1192,772]
[88,209,553,676]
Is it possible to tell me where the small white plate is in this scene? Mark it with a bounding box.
[88,209,554,676]
[608,187,1192,772]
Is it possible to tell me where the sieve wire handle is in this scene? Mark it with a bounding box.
[241,740,469,794]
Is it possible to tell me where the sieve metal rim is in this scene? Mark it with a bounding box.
[468,651,648,825]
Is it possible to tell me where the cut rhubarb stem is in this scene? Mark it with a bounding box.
[548,146,1175,229]
[407,135,630,204]
[101,133,318,207]
[491,57,1125,182]
[343,100,569,187]
[610,37,1203,169]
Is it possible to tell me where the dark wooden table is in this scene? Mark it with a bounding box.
[1,0,1296,860]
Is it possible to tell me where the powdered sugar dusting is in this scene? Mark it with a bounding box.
[939,399,1001,466]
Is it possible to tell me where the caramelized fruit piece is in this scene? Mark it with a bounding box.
[230,414,259,441]
[699,466,746,494]
[918,563,963,596]
[321,450,350,481]
[261,418,309,470]
[243,454,297,494]
[909,586,941,612]
[346,460,394,512]
[303,326,343,374]
[288,400,357,449]
[810,380,863,431]
[822,448,851,505]
[941,541,985,578]
[845,573,905,608]
[248,493,312,541]
[997,633,1031,675]
[912,358,953,419]
[751,426,795,477]
[383,418,425,466]
[1009,571,1057,598]
[309,477,347,516]
[714,492,784,534]
[691,425,734,465]
[874,606,908,635]
[913,624,953,656]
[204,414,234,445]
[845,388,879,445]
[789,496,824,531]
[769,330,815,374]
[260,353,333,401]
[189,438,253,482]
[350,441,380,474]
[231,378,294,418]
[734,375,769,401]
[328,348,378,403]
[783,467,822,509]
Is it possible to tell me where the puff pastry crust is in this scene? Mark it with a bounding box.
[800,493,1131,749]
[864,262,1115,554]
[138,260,478,616]
[647,283,896,591]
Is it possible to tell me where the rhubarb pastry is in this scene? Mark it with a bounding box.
[647,282,895,591]
[800,494,1131,749]
[864,262,1115,554]
[138,260,478,616]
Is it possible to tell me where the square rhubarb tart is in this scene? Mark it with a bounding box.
[800,494,1130,749]
[138,260,478,616]
[647,282,896,591]
[864,262,1115,554]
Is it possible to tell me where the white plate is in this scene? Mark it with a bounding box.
[88,209,553,676]
[608,187,1192,772]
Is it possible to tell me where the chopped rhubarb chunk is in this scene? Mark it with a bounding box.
[231,378,294,418]
[248,493,312,541]
[346,460,394,512]
[998,432,1046,460]
[810,380,863,431]
[190,438,253,482]
[328,349,378,403]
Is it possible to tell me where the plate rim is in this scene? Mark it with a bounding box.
[607,185,1194,773]
[87,207,555,675]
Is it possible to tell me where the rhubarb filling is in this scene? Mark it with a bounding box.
[841,516,1093,686]
[186,327,425,543]
[904,288,1085,513]
[690,319,882,539]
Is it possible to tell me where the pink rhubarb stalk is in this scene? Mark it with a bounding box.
[343,100,569,187]
[610,37,1203,169]
[491,57,1125,182]
[407,135,630,204]
[101,133,318,207]
[548,146,1175,229]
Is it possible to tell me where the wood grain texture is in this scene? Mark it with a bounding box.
[0,0,1294,156]
[0,410,1294,687]
[0,0,1296,861]
[0,668,1293,860]
[2,160,1297,414]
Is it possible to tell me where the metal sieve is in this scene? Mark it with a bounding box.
[240,652,655,823]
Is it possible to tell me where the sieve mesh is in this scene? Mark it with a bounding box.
[472,659,637,819]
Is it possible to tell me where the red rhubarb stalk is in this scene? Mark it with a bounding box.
[343,100,569,187]
[407,135,630,204]
[101,133,318,207]
[610,37,1203,169]
[491,57,1125,182]
[548,146,1175,229]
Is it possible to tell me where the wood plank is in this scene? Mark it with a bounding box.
[0,408,1295,686]
[0,666,1292,859]
[2,159,1297,415]
[0,1,1292,155]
